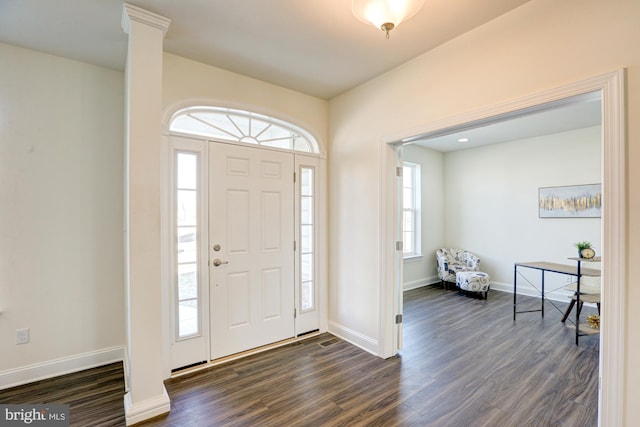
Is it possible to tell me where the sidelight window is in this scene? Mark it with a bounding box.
[300,167,315,312]
[176,152,200,338]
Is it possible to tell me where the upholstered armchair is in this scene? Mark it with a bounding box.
[436,248,481,289]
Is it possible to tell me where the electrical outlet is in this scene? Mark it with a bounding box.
[16,328,29,345]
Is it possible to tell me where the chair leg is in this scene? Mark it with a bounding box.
[576,300,584,318]
[561,297,577,323]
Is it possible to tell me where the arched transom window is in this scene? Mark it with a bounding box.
[170,107,319,153]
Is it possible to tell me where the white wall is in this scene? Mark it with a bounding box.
[402,144,444,290]
[0,43,125,386]
[328,0,640,423]
[444,126,601,292]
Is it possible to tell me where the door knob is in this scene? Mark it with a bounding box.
[213,259,229,267]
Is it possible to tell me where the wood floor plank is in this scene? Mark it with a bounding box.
[0,286,599,426]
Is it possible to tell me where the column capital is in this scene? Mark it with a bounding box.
[122,3,171,36]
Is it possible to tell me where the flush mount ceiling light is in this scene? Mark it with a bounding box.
[352,0,425,39]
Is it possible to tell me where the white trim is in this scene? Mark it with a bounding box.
[121,3,171,35]
[403,277,438,291]
[0,346,125,390]
[124,386,171,426]
[490,281,575,301]
[599,69,626,427]
[327,321,379,356]
[379,142,403,358]
[381,70,626,427]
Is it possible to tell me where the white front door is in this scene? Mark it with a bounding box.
[209,142,295,359]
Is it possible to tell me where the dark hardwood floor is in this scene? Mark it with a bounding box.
[0,286,599,426]
[0,361,126,426]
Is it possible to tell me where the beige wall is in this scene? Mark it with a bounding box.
[328,0,640,423]
[444,126,601,292]
[402,126,601,292]
[0,43,125,383]
[162,53,328,151]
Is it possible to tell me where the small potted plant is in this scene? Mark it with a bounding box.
[573,241,595,258]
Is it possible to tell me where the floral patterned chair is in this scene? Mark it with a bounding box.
[435,248,481,290]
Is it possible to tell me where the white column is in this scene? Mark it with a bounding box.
[121,4,171,425]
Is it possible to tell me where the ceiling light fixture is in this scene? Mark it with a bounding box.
[458,138,469,143]
[352,0,425,39]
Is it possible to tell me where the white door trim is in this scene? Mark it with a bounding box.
[162,132,328,376]
[380,69,626,427]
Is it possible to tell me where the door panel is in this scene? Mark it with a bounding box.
[210,142,294,359]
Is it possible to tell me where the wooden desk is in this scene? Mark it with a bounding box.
[513,259,601,344]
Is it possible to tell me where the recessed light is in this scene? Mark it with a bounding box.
[458,138,469,143]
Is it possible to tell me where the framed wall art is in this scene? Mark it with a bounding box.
[538,184,602,218]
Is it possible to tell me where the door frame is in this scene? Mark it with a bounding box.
[162,130,328,376]
[380,70,626,426]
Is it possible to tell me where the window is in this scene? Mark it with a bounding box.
[175,151,200,338]
[402,162,421,258]
[170,107,319,154]
[300,167,315,312]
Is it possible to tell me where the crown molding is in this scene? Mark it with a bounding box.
[122,3,171,36]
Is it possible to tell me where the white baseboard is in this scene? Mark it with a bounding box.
[0,346,125,390]
[490,280,575,302]
[403,276,439,291]
[124,386,171,426]
[327,321,379,356]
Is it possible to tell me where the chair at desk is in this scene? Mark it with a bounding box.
[560,262,601,323]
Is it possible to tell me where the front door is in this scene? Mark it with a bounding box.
[209,142,295,359]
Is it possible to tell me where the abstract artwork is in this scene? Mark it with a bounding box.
[538,184,602,218]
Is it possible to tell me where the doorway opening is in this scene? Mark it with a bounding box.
[383,70,626,426]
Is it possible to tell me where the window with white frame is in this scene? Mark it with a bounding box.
[175,151,201,338]
[402,162,421,258]
[170,107,319,154]
[299,166,315,312]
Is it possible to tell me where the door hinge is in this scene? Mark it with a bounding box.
[396,166,403,177]
[294,240,297,251]
[396,241,403,251]
[294,308,297,319]
[395,314,403,324]
[294,172,297,183]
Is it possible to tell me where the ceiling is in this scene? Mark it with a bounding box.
[0,0,599,147]
[410,93,603,152]
[0,0,531,100]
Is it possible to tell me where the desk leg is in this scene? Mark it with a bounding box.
[513,265,517,321]
[541,270,545,318]
[575,261,581,345]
